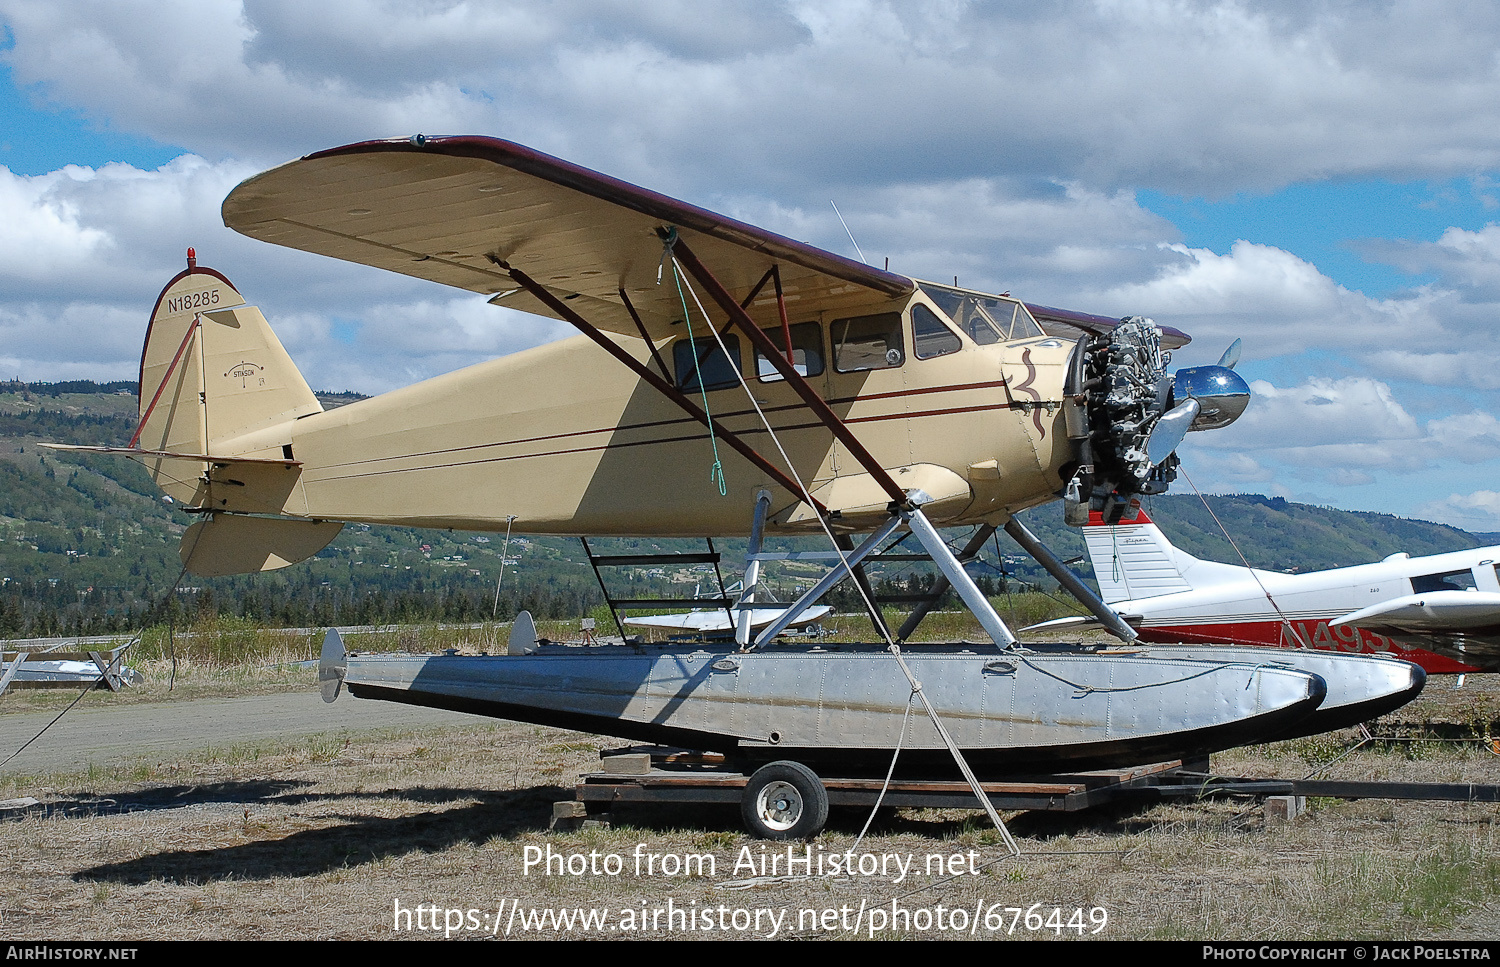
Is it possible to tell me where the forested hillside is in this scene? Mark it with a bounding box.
[1,380,1488,636]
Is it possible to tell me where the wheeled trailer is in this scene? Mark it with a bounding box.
[567,747,1500,839]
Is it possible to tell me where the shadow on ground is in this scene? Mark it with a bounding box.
[66,777,1238,885]
[72,781,569,884]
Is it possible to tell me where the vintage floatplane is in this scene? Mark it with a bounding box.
[53,136,1422,805]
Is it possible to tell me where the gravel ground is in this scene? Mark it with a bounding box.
[0,662,1495,941]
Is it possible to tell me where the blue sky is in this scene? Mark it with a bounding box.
[0,65,178,175]
[6,1,1500,531]
[1139,180,1495,299]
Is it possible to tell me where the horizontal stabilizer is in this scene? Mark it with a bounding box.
[40,443,298,466]
[181,515,343,577]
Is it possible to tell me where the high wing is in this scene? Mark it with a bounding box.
[222,135,915,339]
[222,134,1188,346]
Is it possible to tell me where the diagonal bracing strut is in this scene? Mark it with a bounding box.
[498,262,825,514]
[664,237,1022,651]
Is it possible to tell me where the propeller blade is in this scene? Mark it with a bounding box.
[1217,338,1242,370]
[1146,398,1200,465]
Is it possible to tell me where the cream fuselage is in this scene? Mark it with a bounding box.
[190,286,1075,537]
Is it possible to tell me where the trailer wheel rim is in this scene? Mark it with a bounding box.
[753,780,803,832]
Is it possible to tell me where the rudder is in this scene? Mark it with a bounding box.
[1084,504,1196,603]
[136,250,321,503]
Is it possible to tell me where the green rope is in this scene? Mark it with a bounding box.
[667,238,727,496]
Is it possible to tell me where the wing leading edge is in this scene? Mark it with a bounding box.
[222,135,916,340]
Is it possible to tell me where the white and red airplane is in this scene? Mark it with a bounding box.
[1027,503,1500,673]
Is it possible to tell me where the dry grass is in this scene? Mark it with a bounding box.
[0,618,611,712]
[3,624,1498,940]
[0,667,1497,941]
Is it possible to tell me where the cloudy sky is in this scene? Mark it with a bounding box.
[5,1,1500,530]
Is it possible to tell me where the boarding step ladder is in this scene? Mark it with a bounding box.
[580,537,735,640]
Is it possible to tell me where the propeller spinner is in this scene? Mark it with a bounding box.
[1171,347,1251,433]
[1065,323,1251,524]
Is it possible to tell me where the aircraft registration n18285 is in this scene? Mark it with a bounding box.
[49,136,1425,816]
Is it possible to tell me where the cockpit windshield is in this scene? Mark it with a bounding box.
[916,281,1043,344]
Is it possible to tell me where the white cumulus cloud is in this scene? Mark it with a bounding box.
[1417,490,1500,531]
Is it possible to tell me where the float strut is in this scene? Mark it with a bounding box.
[896,524,997,642]
[736,490,773,647]
[902,500,1016,649]
[1003,517,1139,642]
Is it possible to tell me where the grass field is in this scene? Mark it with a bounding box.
[0,624,1497,941]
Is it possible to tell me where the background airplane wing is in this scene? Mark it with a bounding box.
[1331,590,1500,634]
[1331,591,1500,670]
[222,136,914,339]
[1026,303,1191,350]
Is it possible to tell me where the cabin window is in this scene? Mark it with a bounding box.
[1411,569,1477,593]
[922,285,964,321]
[917,281,1045,342]
[913,304,962,359]
[1010,303,1044,338]
[968,300,1028,341]
[832,312,904,372]
[756,322,824,381]
[674,333,742,392]
[963,308,1003,345]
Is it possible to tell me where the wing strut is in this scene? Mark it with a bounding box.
[670,237,910,506]
[497,262,825,513]
[617,287,670,378]
[660,236,1020,648]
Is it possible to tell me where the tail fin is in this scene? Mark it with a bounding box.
[136,250,322,504]
[1084,503,1250,603]
[130,252,340,576]
[1083,504,1199,603]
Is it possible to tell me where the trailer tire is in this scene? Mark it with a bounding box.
[741,761,828,840]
